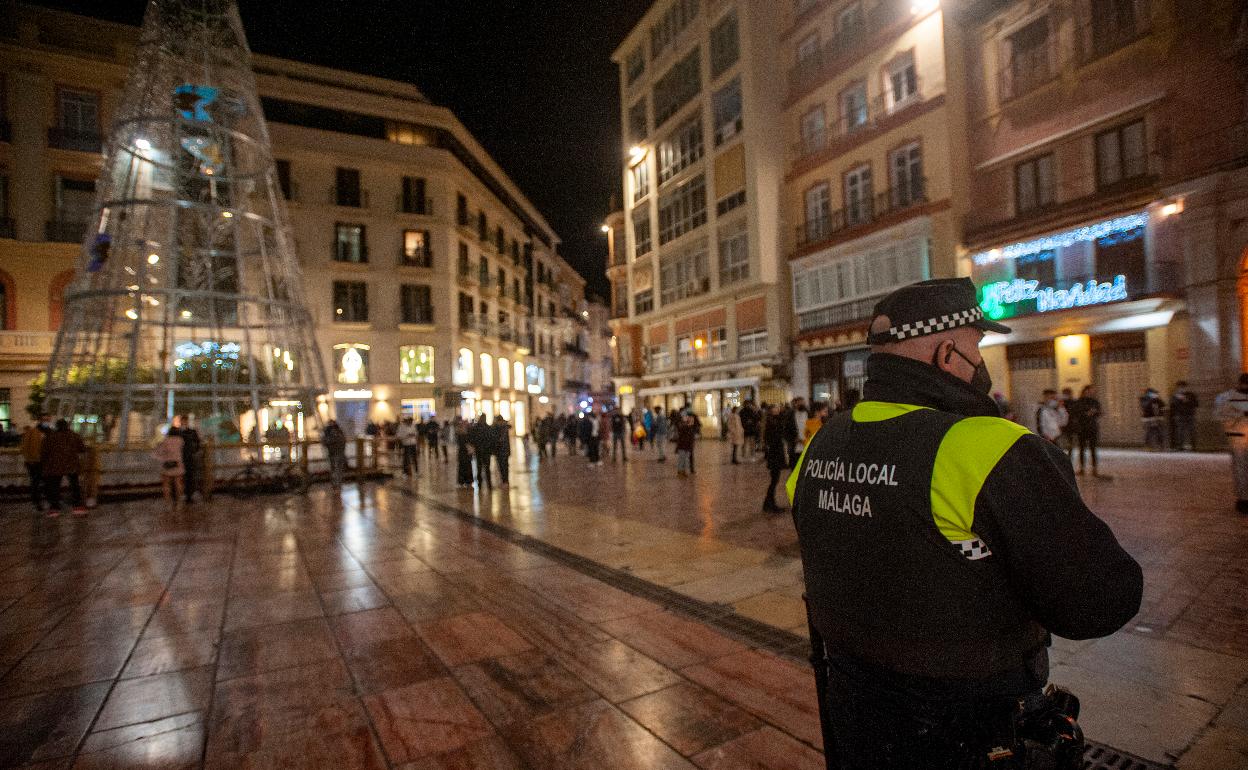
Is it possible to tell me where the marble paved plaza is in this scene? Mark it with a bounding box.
[0,439,1246,768]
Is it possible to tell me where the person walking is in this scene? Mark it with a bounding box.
[804,402,829,446]
[610,408,628,462]
[762,404,788,512]
[423,416,441,462]
[740,401,760,460]
[651,406,669,462]
[1035,389,1068,444]
[584,410,602,466]
[20,417,50,511]
[674,412,697,477]
[453,418,474,487]
[151,426,185,513]
[40,419,87,515]
[492,416,512,488]
[1214,373,1248,514]
[685,408,702,474]
[1140,387,1166,449]
[727,406,745,464]
[173,414,202,504]
[642,409,654,450]
[439,420,451,463]
[468,415,493,488]
[1070,384,1104,477]
[788,278,1141,768]
[397,417,420,477]
[322,419,348,489]
[1169,381,1199,451]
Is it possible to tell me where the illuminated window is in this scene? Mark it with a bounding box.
[499,400,512,421]
[498,357,511,389]
[454,347,474,385]
[335,223,367,263]
[514,360,524,390]
[399,345,434,384]
[886,52,918,109]
[333,343,370,384]
[480,353,494,386]
[402,230,431,267]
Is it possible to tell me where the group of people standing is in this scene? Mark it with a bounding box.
[19,415,89,515]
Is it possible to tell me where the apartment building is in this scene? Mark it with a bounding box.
[0,5,585,436]
[782,0,968,406]
[610,0,789,433]
[957,0,1248,445]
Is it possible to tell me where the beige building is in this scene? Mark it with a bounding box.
[0,4,586,437]
[609,0,790,433]
[782,0,969,406]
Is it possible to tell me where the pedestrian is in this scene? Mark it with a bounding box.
[1035,388,1067,444]
[440,420,451,463]
[789,277,1141,767]
[1070,384,1104,477]
[1140,387,1166,450]
[397,416,419,476]
[583,410,601,466]
[19,416,51,511]
[174,414,202,504]
[493,416,512,488]
[790,397,808,462]
[762,404,787,512]
[40,419,87,515]
[740,401,759,460]
[610,408,628,462]
[151,426,185,513]
[1169,381,1199,451]
[322,418,348,489]
[727,406,745,464]
[674,412,696,477]
[424,415,441,461]
[651,406,668,461]
[1214,373,1248,515]
[686,407,702,474]
[804,401,829,446]
[468,415,493,488]
[642,408,654,450]
[564,414,579,455]
[598,408,612,463]
[454,418,474,487]
[1059,387,1076,457]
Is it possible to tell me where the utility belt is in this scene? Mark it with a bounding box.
[977,684,1085,769]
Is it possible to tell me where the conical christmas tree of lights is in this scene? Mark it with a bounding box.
[44,0,327,445]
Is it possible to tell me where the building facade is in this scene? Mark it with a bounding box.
[957,0,1248,445]
[0,5,586,437]
[610,0,790,434]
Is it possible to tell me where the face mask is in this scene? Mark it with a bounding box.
[942,344,993,394]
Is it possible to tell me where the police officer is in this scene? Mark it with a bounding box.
[788,278,1142,769]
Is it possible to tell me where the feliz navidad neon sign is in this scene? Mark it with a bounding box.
[980,275,1128,319]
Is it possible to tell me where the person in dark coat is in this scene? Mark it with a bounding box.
[762,404,789,512]
[173,414,202,503]
[468,415,493,488]
[321,419,348,489]
[1071,384,1104,477]
[492,417,512,488]
[454,418,474,487]
[41,419,86,514]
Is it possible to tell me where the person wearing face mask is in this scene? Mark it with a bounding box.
[1214,372,1248,514]
[1035,389,1068,444]
[787,278,1141,769]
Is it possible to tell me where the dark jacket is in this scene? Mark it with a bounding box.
[492,420,511,456]
[321,423,347,455]
[40,427,86,475]
[1070,397,1101,436]
[674,421,697,451]
[467,420,493,454]
[762,415,789,471]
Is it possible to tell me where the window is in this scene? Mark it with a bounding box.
[400,284,433,324]
[454,347,474,385]
[632,161,650,205]
[800,106,827,155]
[792,237,928,316]
[479,256,490,286]
[510,239,520,264]
[841,82,869,133]
[334,223,367,263]
[844,165,873,226]
[458,292,475,327]
[401,229,431,267]
[399,345,435,383]
[653,47,701,127]
[514,361,524,391]
[54,177,95,225]
[401,176,427,214]
[718,226,749,286]
[712,77,743,146]
[797,33,821,67]
[1014,154,1055,214]
[650,0,699,60]
[658,174,707,244]
[805,183,831,242]
[709,10,739,77]
[57,88,98,134]
[335,167,362,207]
[333,281,368,322]
[660,242,710,304]
[647,343,672,371]
[334,344,370,384]
[838,3,865,36]
[1089,0,1144,54]
[0,282,6,330]
[499,357,511,389]
[658,115,704,184]
[1096,119,1148,189]
[738,329,768,358]
[456,193,469,225]
[887,53,919,109]
[478,210,488,240]
[0,387,9,431]
[889,143,924,207]
[1007,17,1053,99]
[628,99,648,144]
[480,353,494,386]
[677,335,694,366]
[716,189,746,216]
[634,288,654,314]
[626,46,647,85]
[495,225,505,253]
[275,159,293,200]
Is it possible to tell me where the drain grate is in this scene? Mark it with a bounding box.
[406,488,1176,770]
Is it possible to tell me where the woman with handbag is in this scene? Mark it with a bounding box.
[152,427,185,513]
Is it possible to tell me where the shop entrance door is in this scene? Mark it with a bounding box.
[1093,344,1148,446]
[335,400,369,437]
[1007,344,1057,434]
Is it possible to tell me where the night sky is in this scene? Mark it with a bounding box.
[31,0,656,298]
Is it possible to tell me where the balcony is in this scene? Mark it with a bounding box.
[797,295,880,334]
[396,197,434,216]
[0,218,14,239]
[47,127,102,153]
[399,249,432,269]
[45,219,89,243]
[479,275,498,296]
[786,1,905,104]
[795,178,927,251]
[998,38,1059,103]
[457,259,478,285]
[329,186,370,208]
[791,79,929,172]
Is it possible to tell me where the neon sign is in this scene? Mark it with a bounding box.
[980,275,1128,319]
[972,213,1148,266]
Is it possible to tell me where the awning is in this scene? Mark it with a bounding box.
[637,376,760,398]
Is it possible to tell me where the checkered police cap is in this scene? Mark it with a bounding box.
[866,278,1010,345]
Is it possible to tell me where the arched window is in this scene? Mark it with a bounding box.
[48,270,75,331]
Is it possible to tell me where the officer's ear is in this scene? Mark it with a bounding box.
[932,338,956,374]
